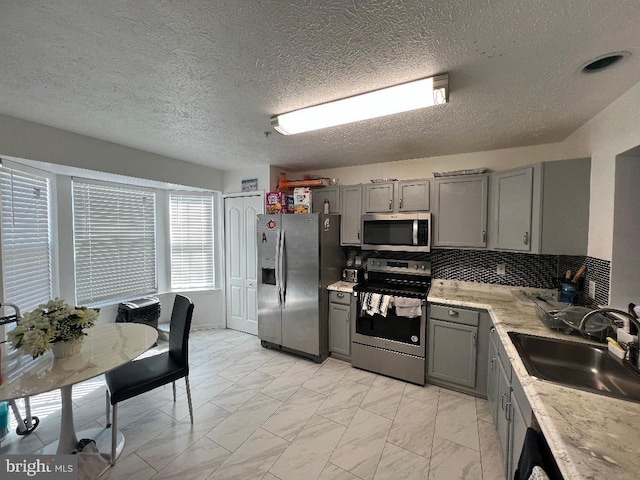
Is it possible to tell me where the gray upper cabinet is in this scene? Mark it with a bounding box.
[397,179,430,212]
[363,182,394,213]
[363,179,430,213]
[490,158,590,255]
[433,174,488,248]
[340,185,363,246]
[312,186,340,213]
[490,167,534,251]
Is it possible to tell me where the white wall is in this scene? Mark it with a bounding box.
[302,141,587,186]
[0,113,224,191]
[223,166,271,194]
[563,81,640,262]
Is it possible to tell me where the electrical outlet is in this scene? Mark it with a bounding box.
[496,263,506,275]
[589,280,596,299]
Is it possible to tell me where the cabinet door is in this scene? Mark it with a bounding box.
[433,175,488,247]
[363,182,394,213]
[312,186,340,213]
[496,357,511,470]
[340,185,362,245]
[492,167,533,251]
[508,389,529,480]
[398,180,430,212]
[329,301,350,357]
[487,328,499,425]
[427,319,478,388]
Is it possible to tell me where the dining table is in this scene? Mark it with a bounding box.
[0,322,158,459]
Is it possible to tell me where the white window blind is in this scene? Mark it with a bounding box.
[73,180,157,305]
[170,193,214,290]
[0,166,53,313]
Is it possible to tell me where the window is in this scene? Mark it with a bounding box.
[169,193,214,290]
[73,180,156,305]
[0,166,53,313]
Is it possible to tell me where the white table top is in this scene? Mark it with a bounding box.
[0,323,158,402]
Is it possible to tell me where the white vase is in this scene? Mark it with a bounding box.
[51,338,84,358]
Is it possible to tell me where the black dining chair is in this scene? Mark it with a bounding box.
[105,294,194,465]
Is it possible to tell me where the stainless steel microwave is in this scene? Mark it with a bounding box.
[361,213,431,252]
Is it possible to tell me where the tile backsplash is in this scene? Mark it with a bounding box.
[347,248,610,306]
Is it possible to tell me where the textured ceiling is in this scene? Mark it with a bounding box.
[1,1,639,172]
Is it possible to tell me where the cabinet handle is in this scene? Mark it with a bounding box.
[357,230,360,240]
[388,199,392,210]
[482,230,487,243]
[399,198,403,209]
[505,401,512,421]
[523,231,529,245]
[347,310,350,320]
[473,333,477,347]
[500,392,508,410]
[490,357,496,373]
[448,310,458,317]
[337,292,344,298]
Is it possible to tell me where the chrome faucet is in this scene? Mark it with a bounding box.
[579,307,640,367]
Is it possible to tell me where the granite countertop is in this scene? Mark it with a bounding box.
[428,279,640,480]
[327,281,358,293]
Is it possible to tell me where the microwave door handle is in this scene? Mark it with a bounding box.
[412,220,418,245]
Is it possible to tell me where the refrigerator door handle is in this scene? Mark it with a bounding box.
[280,229,287,307]
[275,228,282,307]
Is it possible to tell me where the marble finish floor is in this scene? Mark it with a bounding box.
[1,328,504,479]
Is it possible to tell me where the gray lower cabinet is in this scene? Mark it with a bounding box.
[328,290,353,360]
[427,304,489,396]
[488,327,533,479]
[340,185,362,246]
[433,174,489,248]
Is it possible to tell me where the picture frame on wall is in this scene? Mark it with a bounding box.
[241,178,257,192]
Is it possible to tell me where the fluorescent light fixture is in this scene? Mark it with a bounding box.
[271,74,448,135]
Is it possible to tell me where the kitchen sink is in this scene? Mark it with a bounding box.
[508,332,640,403]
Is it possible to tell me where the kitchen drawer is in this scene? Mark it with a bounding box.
[329,290,351,305]
[430,304,479,326]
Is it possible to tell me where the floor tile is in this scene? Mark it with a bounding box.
[329,408,393,480]
[478,419,505,479]
[206,392,282,452]
[101,453,158,480]
[360,374,406,420]
[343,367,377,386]
[476,397,494,424]
[388,394,437,457]
[428,436,482,480]
[374,442,430,480]
[434,391,479,451]
[316,377,370,426]
[270,414,345,480]
[403,382,440,405]
[260,363,318,402]
[209,428,288,480]
[149,436,230,480]
[317,463,361,480]
[261,387,327,441]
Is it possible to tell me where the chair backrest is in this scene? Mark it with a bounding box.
[169,294,194,369]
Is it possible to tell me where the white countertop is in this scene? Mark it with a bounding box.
[328,281,358,293]
[428,279,640,480]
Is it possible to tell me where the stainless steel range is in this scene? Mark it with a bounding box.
[352,257,431,385]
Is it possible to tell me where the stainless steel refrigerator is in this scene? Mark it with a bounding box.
[257,213,344,362]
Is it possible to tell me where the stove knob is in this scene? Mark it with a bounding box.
[421,265,426,270]
[414,265,418,269]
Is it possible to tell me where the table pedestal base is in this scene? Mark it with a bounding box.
[41,427,125,460]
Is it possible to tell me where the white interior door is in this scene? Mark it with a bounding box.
[224,194,262,334]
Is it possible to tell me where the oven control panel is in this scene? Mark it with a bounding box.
[366,258,431,276]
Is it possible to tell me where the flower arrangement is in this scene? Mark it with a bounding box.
[8,299,99,358]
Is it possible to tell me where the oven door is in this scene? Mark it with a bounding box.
[352,293,426,357]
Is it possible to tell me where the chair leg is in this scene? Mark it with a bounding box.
[185,376,194,424]
[105,389,111,427]
[110,403,117,466]
[172,381,176,402]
